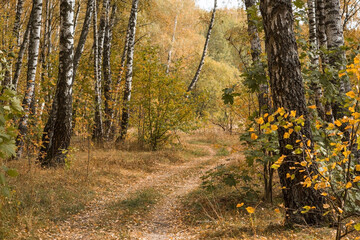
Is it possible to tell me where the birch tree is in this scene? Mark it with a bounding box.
[324,0,350,120]
[260,0,328,225]
[39,0,74,166]
[16,0,43,158]
[92,0,104,141]
[244,0,272,202]
[12,19,31,91]
[308,0,326,120]
[187,0,217,92]
[103,4,117,138]
[117,0,139,141]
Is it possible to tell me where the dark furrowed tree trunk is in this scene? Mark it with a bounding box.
[117,0,139,142]
[260,0,328,225]
[103,3,116,139]
[39,0,74,166]
[187,0,217,92]
[92,0,104,141]
[16,0,43,159]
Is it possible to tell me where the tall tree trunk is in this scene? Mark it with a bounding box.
[245,0,271,202]
[16,0,43,159]
[71,0,94,131]
[117,0,139,142]
[260,0,327,225]
[315,0,327,61]
[14,0,25,47]
[2,0,25,88]
[39,0,74,166]
[166,14,178,75]
[92,0,104,141]
[73,0,94,79]
[187,0,217,92]
[324,0,350,120]
[308,0,326,120]
[116,25,130,87]
[12,18,31,91]
[103,3,116,138]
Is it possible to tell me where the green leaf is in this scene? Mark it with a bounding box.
[354,223,360,231]
[285,144,293,150]
[6,169,18,177]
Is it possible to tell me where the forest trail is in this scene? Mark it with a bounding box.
[36,141,234,239]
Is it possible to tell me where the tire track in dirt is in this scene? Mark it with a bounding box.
[36,144,232,239]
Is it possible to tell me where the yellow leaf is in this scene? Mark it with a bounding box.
[284,132,290,139]
[321,192,328,196]
[246,207,255,214]
[248,128,255,132]
[307,140,311,147]
[346,91,356,99]
[251,133,258,140]
[271,125,278,131]
[353,176,360,183]
[334,120,342,127]
[236,203,244,208]
[349,106,355,113]
[356,165,360,171]
[301,161,307,167]
[256,117,264,125]
[346,182,352,189]
[286,173,291,178]
[331,162,336,170]
[308,105,316,109]
[290,110,296,118]
[274,208,280,213]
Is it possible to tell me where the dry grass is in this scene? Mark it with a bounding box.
[0,132,201,239]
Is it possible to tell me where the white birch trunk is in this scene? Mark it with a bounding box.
[187,0,217,92]
[16,0,43,158]
[118,0,139,141]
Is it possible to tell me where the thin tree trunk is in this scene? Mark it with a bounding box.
[92,0,104,141]
[116,25,130,87]
[73,0,94,80]
[39,0,75,166]
[117,0,139,142]
[73,0,82,34]
[308,0,326,120]
[260,0,328,226]
[103,3,116,138]
[166,14,178,75]
[14,0,25,46]
[315,0,327,61]
[2,0,25,89]
[12,19,31,91]
[245,0,271,202]
[187,0,217,92]
[16,0,43,159]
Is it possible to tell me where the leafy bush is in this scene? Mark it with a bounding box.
[132,47,198,150]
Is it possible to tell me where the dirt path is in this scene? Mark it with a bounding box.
[36,144,231,239]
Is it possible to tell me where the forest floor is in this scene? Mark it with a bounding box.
[2,129,347,239]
